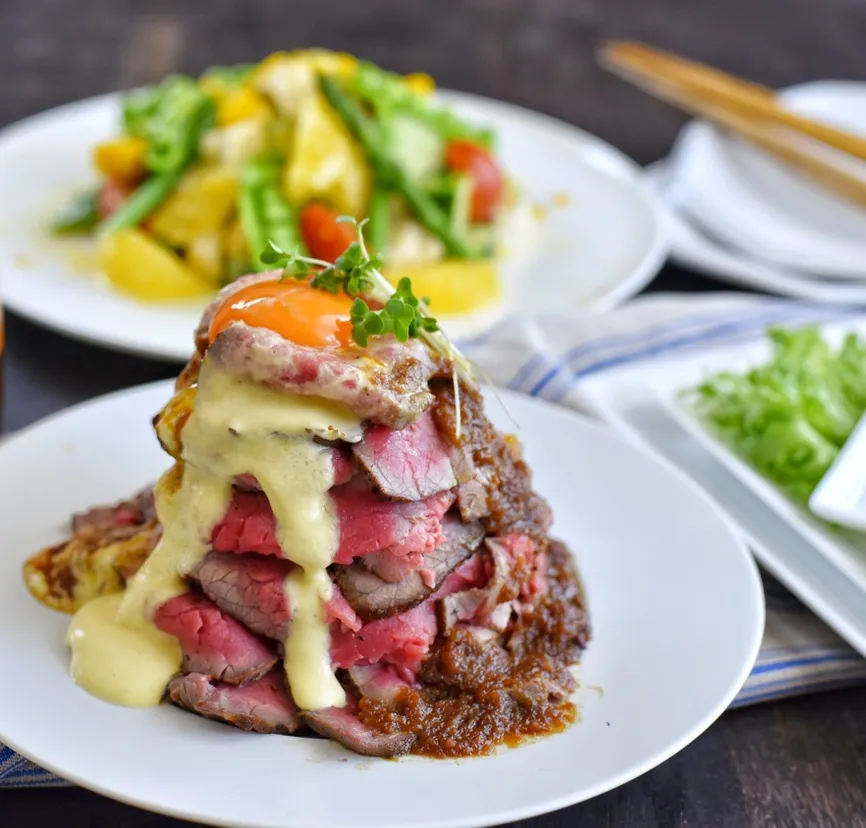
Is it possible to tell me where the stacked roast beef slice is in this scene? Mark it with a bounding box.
[161,318,567,757]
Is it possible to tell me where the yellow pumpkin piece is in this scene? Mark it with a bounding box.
[99,229,212,302]
[92,136,148,182]
[285,91,371,217]
[225,218,248,262]
[384,260,501,316]
[217,86,272,126]
[404,73,435,96]
[149,165,238,247]
[253,50,358,115]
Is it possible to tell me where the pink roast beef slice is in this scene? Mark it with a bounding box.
[332,484,453,565]
[353,410,458,501]
[209,487,453,571]
[167,670,302,734]
[333,517,485,620]
[303,705,415,757]
[72,486,155,532]
[194,551,361,641]
[346,664,409,704]
[210,491,282,557]
[454,473,490,522]
[436,535,537,635]
[153,592,278,684]
[207,320,440,429]
[330,553,487,680]
[330,602,437,679]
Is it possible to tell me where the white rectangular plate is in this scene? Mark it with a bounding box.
[641,321,866,600]
[578,331,866,657]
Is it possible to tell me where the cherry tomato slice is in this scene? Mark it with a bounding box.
[444,140,504,223]
[299,202,357,263]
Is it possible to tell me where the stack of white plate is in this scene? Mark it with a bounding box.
[650,81,866,304]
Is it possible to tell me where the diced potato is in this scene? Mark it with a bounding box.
[186,234,224,284]
[149,165,238,247]
[93,136,148,182]
[384,259,501,316]
[387,216,446,264]
[99,229,212,302]
[253,50,358,115]
[285,91,371,217]
[200,120,269,170]
[217,86,272,126]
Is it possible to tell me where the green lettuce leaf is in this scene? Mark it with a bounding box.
[683,325,866,503]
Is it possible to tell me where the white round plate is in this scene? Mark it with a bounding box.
[0,90,667,362]
[0,382,761,828]
[670,81,866,279]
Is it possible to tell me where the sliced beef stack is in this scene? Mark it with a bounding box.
[154,302,590,758]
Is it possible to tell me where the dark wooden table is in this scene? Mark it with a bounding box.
[5,1,866,825]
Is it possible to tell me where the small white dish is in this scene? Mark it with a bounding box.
[646,163,866,305]
[578,353,866,659]
[668,81,866,280]
[0,90,668,362]
[0,381,760,828]
[810,412,866,530]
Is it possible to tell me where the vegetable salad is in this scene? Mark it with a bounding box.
[52,50,511,314]
[684,326,866,503]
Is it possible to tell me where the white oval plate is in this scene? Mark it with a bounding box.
[0,90,667,362]
[0,382,761,828]
[669,81,866,280]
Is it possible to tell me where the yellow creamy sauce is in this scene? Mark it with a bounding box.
[68,356,363,710]
[67,593,182,707]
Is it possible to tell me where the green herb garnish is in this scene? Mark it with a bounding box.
[349,278,440,347]
[259,216,440,348]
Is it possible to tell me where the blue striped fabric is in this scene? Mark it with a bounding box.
[3,295,866,787]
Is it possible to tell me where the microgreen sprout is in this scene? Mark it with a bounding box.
[259,216,477,430]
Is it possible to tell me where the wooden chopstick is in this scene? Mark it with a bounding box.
[599,41,866,208]
[600,42,866,163]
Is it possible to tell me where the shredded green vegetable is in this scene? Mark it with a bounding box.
[351,61,494,148]
[683,326,866,503]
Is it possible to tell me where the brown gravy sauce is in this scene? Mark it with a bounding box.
[358,542,589,757]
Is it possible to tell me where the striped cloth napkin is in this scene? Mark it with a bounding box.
[4,292,866,787]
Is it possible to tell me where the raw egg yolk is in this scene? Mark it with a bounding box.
[208,281,355,349]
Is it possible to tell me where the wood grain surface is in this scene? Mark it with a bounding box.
[4,0,866,825]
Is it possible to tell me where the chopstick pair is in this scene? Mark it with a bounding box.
[600,41,866,209]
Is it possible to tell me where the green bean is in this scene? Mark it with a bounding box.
[351,61,494,148]
[144,78,215,174]
[320,76,478,259]
[238,157,305,271]
[103,76,215,236]
[96,169,184,236]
